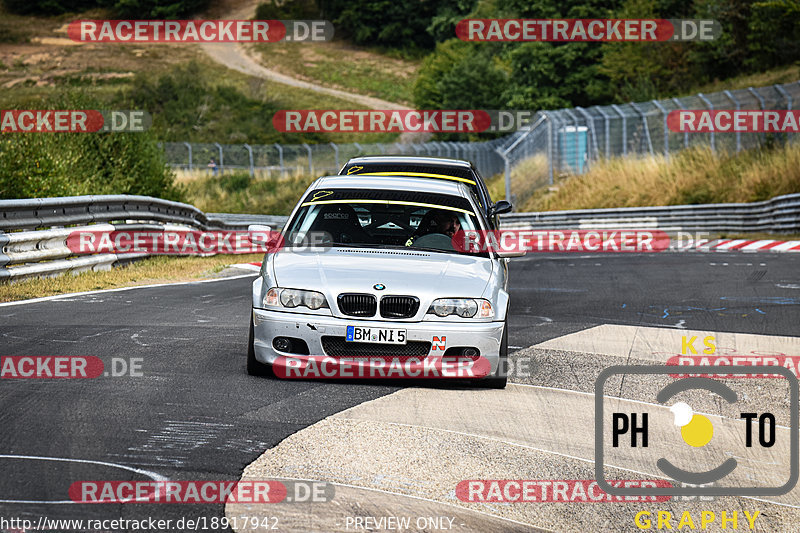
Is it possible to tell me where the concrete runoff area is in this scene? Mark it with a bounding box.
[230,325,800,532]
[535,324,800,364]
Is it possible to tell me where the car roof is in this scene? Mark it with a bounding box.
[345,156,473,169]
[311,175,469,198]
[341,157,482,189]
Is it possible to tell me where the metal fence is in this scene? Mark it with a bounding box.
[165,81,800,200]
[164,138,509,179]
[521,81,800,183]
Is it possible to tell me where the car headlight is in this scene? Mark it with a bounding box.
[428,298,493,318]
[264,288,329,310]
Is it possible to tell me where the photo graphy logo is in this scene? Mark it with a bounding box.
[594,365,798,497]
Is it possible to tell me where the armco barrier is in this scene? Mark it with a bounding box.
[1,195,235,231]
[0,195,286,280]
[2,192,798,280]
[499,193,800,234]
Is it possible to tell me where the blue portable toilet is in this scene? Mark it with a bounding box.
[558,126,588,173]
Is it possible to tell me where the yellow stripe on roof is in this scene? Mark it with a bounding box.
[352,172,476,186]
[300,199,474,215]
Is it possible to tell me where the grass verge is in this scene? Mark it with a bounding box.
[716,232,800,241]
[686,64,800,98]
[485,154,549,206]
[0,254,262,303]
[517,142,800,212]
[181,171,316,215]
[248,41,419,106]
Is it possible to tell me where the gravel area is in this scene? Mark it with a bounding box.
[226,341,800,532]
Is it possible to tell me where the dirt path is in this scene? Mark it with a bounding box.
[200,40,408,110]
[199,0,407,111]
[199,1,433,144]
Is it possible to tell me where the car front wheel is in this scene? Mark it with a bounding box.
[478,321,508,389]
[246,312,273,377]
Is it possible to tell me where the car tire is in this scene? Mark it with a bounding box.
[478,321,508,389]
[246,312,273,377]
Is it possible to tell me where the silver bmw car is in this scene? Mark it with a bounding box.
[247,174,517,387]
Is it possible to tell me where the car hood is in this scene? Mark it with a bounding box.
[272,248,493,298]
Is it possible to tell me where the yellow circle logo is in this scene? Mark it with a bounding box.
[680,414,714,447]
[670,402,714,447]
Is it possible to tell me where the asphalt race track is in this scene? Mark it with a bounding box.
[1,251,798,532]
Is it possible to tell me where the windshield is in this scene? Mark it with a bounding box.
[283,188,487,256]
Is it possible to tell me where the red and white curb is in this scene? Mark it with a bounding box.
[679,239,800,253]
[230,262,262,271]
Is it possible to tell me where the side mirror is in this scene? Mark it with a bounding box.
[491,200,513,216]
[247,224,273,245]
[496,249,526,258]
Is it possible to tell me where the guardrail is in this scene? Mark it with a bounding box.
[0,195,260,232]
[0,195,283,280]
[2,193,798,280]
[499,193,800,234]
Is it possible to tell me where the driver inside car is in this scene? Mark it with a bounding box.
[405,209,461,249]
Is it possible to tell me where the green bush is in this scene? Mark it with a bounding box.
[254,0,319,19]
[746,0,800,70]
[319,0,475,50]
[414,41,507,109]
[413,0,619,134]
[123,61,325,144]
[413,40,509,140]
[106,0,208,18]
[0,93,180,200]
[219,172,251,193]
[415,0,800,124]
[2,0,95,15]
[2,0,207,17]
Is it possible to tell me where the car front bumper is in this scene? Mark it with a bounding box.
[252,308,504,375]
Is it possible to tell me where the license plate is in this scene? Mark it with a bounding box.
[346,326,407,345]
